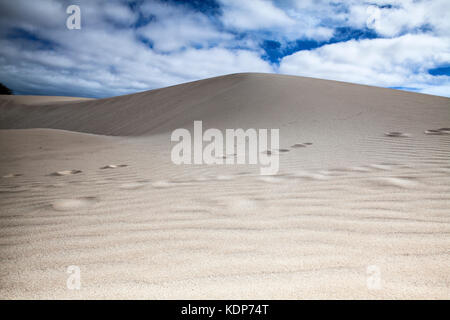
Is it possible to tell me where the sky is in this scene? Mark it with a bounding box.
[0,0,449,98]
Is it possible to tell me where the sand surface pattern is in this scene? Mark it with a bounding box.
[0,73,449,299]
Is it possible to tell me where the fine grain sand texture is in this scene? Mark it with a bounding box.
[0,73,449,299]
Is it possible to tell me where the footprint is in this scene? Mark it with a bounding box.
[50,170,82,176]
[384,132,410,137]
[291,143,313,148]
[51,197,98,211]
[261,149,289,155]
[45,182,67,188]
[2,173,23,178]
[100,164,128,169]
[424,130,442,135]
[424,128,450,135]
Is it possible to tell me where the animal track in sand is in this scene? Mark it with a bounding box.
[2,173,23,178]
[100,164,128,169]
[291,142,313,148]
[51,197,98,211]
[261,149,290,155]
[50,170,82,176]
[384,132,410,137]
[424,128,450,135]
[45,182,67,188]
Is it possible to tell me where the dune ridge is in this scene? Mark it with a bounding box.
[1,73,448,136]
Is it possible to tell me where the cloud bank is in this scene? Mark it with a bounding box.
[0,0,448,98]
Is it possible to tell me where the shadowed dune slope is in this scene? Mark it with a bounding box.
[1,73,448,136]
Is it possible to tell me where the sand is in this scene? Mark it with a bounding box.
[0,73,449,299]
[0,95,95,106]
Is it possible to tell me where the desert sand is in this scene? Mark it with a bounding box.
[0,73,449,299]
[0,95,94,106]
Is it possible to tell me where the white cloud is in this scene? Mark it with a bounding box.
[0,1,272,98]
[345,0,450,37]
[102,2,137,26]
[279,34,450,95]
[0,0,448,97]
[219,0,294,30]
[0,0,64,32]
[138,1,233,52]
[219,0,335,41]
[419,81,450,96]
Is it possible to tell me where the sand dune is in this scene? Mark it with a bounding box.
[0,95,94,106]
[0,73,449,299]
[1,73,449,137]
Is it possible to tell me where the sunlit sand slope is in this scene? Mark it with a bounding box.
[0,73,449,299]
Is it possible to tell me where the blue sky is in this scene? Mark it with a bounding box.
[0,0,449,98]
